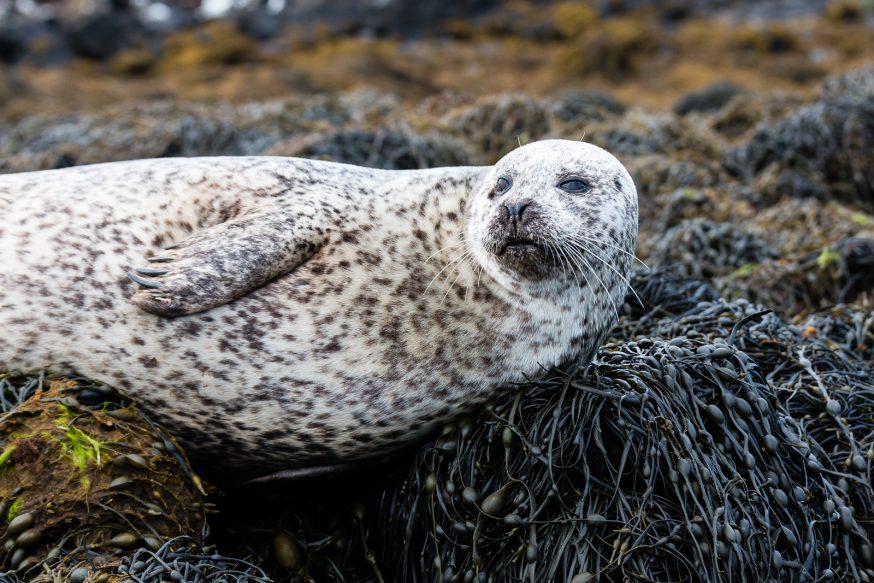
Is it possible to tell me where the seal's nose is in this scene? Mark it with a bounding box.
[504,202,530,223]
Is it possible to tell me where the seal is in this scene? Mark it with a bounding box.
[0,140,638,476]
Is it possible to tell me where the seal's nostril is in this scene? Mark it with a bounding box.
[504,202,530,222]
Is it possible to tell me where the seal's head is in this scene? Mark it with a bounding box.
[467,140,638,291]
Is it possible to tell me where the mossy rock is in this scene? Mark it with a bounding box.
[550,2,599,39]
[674,81,746,116]
[0,376,206,579]
[732,23,802,54]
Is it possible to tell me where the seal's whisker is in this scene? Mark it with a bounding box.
[438,249,473,293]
[567,233,648,269]
[424,239,465,264]
[565,244,621,318]
[560,244,594,293]
[425,249,471,294]
[464,254,485,298]
[571,240,644,309]
[547,241,580,287]
[441,252,475,305]
[546,244,564,278]
[555,246,580,287]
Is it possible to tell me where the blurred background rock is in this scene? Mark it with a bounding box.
[1,0,873,114]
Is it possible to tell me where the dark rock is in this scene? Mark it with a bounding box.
[237,0,284,40]
[838,237,874,302]
[731,96,874,211]
[674,81,746,116]
[67,0,142,61]
[278,0,500,38]
[550,90,627,123]
[646,218,776,279]
[443,94,551,162]
[267,128,475,170]
[0,26,26,65]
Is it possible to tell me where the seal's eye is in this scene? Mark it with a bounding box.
[558,178,591,194]
[495,176,512,196]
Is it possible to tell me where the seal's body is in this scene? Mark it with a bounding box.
[0,141,637,473]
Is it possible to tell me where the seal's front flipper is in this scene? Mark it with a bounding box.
[129,207,326,317]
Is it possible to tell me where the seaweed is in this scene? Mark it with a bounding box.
[266,127,476,170]
[646,218,777,279]
[674,81,746,116]
[731,96,874,211]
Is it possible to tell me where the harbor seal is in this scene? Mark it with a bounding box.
[0,140,638,477]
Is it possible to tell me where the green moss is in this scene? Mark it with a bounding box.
[850,211,873,225]
[816,247,841,268]
[6,497,23,522]
[0,444,15,468]
[731,263,759,278]
[55,404,103,472]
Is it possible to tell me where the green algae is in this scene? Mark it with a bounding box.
[6,497,22,522]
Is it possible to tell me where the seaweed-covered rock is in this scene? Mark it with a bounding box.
[549,89,626,123]
[731,96,874,211]
[264,127,476,169]
[749,198,874,256]
[558,16,661,79]
[0,376,206,580]
[801,305,874,363]
[442,94,552,162]
[625,155,723,201]
[0,97,372,173]
[585,111,722,159]
[717,237,874,316]
[819,65,874,98]
[708,91,807,141]
[674,80,746,116]
[646,218,776,278]
[649,188,755,235]
[0,104,243,172]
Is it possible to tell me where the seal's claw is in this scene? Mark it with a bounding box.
[135,267,169,276]
[131,289,188,317]
[127,271,162,289]
[147,255,174,263]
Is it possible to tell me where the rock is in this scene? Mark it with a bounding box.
[67,0,142,61]
[442,94,552,162]
[0,377,206,576]
[265,127,476,170]
[646,218,776,279]
[0,26,26,66]
[674,81,746,116]
[550,90,626,123]
[731,96,874,211]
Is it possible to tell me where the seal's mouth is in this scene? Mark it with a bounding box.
[496,237,544,255]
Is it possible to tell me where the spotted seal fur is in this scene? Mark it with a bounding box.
[0,140,637,475]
